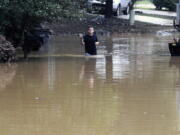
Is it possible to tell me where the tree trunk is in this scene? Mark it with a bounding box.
[105,0,113,18]
[129,0,137,25]
[130,0,137,10]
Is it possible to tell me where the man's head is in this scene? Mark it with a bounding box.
[87,26,94,36]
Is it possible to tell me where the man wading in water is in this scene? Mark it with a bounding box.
[80,26,100,56]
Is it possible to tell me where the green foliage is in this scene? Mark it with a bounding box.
[0,0,84,46]
[153,0,178,11]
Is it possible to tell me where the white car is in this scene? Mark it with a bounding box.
[87,0,106,13]
[87,0,132,15]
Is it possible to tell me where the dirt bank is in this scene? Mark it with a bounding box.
[47,15,173,35]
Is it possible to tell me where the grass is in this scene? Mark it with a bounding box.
[134,0,156,10]
[135,0,154,5]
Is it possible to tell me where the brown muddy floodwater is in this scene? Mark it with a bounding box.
[1,32,180,135]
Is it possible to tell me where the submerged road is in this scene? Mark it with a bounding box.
[1,34,180,135]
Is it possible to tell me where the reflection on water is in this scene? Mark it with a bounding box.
[0,64,17,91]
[1,33,180,135]
[48,57,56,91]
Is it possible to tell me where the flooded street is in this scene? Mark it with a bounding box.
[1,32,180,135]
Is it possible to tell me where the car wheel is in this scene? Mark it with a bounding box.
[123,4,130,15]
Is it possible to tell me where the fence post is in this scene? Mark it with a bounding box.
[176,0,180,25]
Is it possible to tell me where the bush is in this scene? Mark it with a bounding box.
[0,35,16,62]
[153,0,178,11]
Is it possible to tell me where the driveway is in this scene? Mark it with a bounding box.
[119,9,176,26]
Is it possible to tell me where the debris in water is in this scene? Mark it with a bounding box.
[72,83,78,86]
[143,112,147,115]
[156,30,172,36]
[35,97,40,100]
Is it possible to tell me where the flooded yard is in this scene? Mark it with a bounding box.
[1,32,180,135]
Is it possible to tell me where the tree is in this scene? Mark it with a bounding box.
[130,0,138,10]
[129,0,138,25]
[105,0,113,18]
[0,0,85,59]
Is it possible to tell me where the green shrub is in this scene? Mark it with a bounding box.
[153,0,178,11]
[0,35,16,62]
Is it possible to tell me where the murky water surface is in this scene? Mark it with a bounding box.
[1,32,180,135]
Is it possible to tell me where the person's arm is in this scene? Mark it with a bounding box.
[79,34,85,45]
[95,42,100,46]
[82,39,85,46]
[95,35,100,46]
